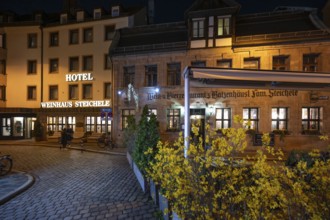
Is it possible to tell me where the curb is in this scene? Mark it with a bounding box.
[0,171,35,205]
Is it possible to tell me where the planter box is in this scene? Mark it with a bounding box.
[133,161,148,193]
[149,179,159,205]
[126,151,133,169]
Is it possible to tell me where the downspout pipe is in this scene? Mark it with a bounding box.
[183,66,190,158]
[39,25,44,102]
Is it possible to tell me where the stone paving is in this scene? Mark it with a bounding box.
[0,145,159,220]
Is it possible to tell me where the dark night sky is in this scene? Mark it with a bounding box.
[0,0,327,23]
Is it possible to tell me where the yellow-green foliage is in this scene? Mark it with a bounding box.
[146,116,330,220]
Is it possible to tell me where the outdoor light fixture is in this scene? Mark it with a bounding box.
[117,90,122,95]
[155,88,160,93]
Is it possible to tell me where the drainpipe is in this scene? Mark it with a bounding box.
[39,25,44,102]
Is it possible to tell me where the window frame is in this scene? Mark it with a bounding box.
[273,55,290,71]
[0,85,6,101]
[69,56,79,72]
[27,86,37,100]
[69,84,79,100]
[82,83,93,99]
[301,107,322,133]
[192,18,205,39]
[217,16,231,36]
[216,59,232,68]
[271,107,288,131]
[167,62,181,86]
[83,27,93,43]
[104,82,111,99]
[215,108,231,129]
[167,109,181,131]
[123,66,135,87]
[27,60,37,74]
[28,33,37,48]
[243,107,259,131]
[69,29,79,45]
[49,32,59,47]
[244,57,260,69]
[0,60,6,75]
[121,109,135,130]
[49,85,58,100]
[303,53,320,72]
[82,55,93,71]
[104,54,111,70]
[104,25,115,41]
[145,65,158,87]
[49,58,59,73]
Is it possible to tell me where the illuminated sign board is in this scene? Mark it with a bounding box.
[40,100,110,108]
[66,73,94,82]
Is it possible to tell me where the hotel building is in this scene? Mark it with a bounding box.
[110,0,330,151]
[0,1,146,139]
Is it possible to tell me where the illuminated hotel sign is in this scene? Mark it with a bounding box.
[66,73,94,82]
[40,100,110,108]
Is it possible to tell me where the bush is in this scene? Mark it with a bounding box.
[147,116,330,219]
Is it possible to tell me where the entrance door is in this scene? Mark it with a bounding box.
[190,109,205,145]
[13,117,24,137]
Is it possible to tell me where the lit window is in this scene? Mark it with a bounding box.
[273,56,290,71]
[27,60,37,74]
[192,18,204,38]
[302,107,322,133]
[49,85,58,100]
[167,63,181,86]
[104,83,111,99]
[69,29,79,44]
[27,86,37,100]
[69,84,78,100]
[49,58,59,73]
[243,108,259,131]
[83,28,93,43]
[123,66,135,87]
[28,33,37,48]
[47,116,57,131]
[303,54,320,72]
[49,32,59,46]
[69,57,79,72]
[271,107,288,131]
[83,55,93,71]
[167,109,180,131]
[217,17,230,36]
[145,65,157,87]
[122,109,135,129]
[216,108,231,129]
[82,84,92,99]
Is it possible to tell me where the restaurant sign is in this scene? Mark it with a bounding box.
[147,89,298,101]
[40,100,110,108]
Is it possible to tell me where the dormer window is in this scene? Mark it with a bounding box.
[111,6,120,17]
[94,8,102,19]
[60,14,68,24]
[77,11,85,22]
[192,18,205,38]
[35,14,42,22]
[217,16,231,36]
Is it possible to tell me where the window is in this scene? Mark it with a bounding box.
[0,85,5,101]
[302,107,322,133]
[271,107,288,131]
[2,117,11,136]
[104,83,111,99]
[60,14,67,24]
[191,61,206,67]
[303,54,319,72]
[167,63,181,86]
[167,109,180,131]
[243,108,259,131]
[47,117,57,131]
[122,109,135,129]
[27,60,37,74]
[69,29,79,44]
[192,18,204,38]
[69,57,79,72]
[28,33,37,48]
[58,116,66,131]
[217,17,230,36]
[85,116,111,133]
[123,66,135,87]
[49,85,58,100]
[216,108,231,129]
[208,16,214,37]
[105,25,115,40]
[104,54,111,69]
[0,33,5,48]
[145,65,157,87]
[0,60,5,74]
[82,55,93,71]
[83,28,93,43]
[244,57,260,69]
[27,86,36,100]
[49,58,59,73]
[216,59,232,68]
[69,84,78,100]
[82,84,92,99]
[273,55,290,71]
[49,32,59,46]
[111,6,120,17]
[67,116,76,132]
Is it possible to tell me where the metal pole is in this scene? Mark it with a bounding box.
[183,67,190,158]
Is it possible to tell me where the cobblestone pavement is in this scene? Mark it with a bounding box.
[0,145,159,220]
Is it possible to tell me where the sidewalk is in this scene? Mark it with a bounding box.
[0,139,127,205]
